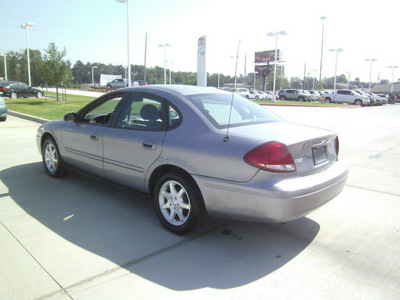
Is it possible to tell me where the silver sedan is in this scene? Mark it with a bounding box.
[36,85,348,234]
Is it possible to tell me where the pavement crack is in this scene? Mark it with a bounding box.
[0,220,73,300]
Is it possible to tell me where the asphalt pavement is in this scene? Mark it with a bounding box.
[0,97,399,299]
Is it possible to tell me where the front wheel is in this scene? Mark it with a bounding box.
[36,91,43,98]
[355,99,362,106]
[10,92,17,99]
[154,172,205,235]
[42,137,67,177]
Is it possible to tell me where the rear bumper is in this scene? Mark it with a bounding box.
[193,161,348,223]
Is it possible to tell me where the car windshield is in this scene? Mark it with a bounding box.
[187,93,282,129]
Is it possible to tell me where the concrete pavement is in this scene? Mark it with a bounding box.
[0,104,399,299]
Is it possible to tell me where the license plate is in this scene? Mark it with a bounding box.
[313,146,328,165]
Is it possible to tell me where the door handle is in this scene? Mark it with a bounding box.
[90,134,99,140]
[143,141,156,150]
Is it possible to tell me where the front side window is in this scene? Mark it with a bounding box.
[82,96,123,126]
[187,93,281,129]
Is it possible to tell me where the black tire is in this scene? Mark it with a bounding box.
[355,99,362,106]
[36,91,43,98]
[10,92,17,99]
[325,98,331,103]
[42,137,67,177]
[154,172,205,235]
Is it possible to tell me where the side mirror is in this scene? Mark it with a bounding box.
[64,113,77,122]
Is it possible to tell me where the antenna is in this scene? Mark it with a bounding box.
[224,40,241,143]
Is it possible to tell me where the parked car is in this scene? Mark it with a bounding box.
[0,94,7,121]
[133,80,148,86]
[323,89,370,106]
[279,89,310,101]
[355,90,376,106]
[307,90,322,101]
[248,90,264,100]
[106,79,128,88]
[366,92,386,105]
[259,91,274,101]
[235,88,251,98]
[36,85,348,234]
[0,81,43,99]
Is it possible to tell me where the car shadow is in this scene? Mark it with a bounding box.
[1,162,320,291]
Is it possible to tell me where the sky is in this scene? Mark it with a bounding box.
[1,0,399,84]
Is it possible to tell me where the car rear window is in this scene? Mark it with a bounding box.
[187,93,281,129]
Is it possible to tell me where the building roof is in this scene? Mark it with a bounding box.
[371,83,400,94]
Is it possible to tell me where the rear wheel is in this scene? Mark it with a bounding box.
[42,137,67,177]
[10,92,17,99]
[355,99,362,106]
[154,172,205,235]
[325,98,331,103]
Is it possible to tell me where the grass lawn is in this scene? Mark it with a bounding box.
[4,91,97,120]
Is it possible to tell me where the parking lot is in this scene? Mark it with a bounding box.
[1,104,399,299]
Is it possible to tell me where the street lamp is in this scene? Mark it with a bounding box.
[159,43,171,84]
[91,66,98,86]
[319,16,327,81]
[21,22,34,86]
[329,48,344,91]
[388,65,398,93]
[116,0,131,87]
[365,58,378,90]
[267,31,287,103]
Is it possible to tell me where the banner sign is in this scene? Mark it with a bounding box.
[255,50,280,63]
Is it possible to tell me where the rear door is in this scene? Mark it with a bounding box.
[102,92,167,191]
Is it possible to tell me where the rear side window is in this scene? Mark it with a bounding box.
[116,93,164,131]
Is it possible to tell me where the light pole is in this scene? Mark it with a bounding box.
[1,54,7,81]
[388,65,398,93]
[91,66,97,86]
[21,22,34,86]
[116,0,131,87]
[267,31,287,103]
[159,43,171,84]
[168,60,173,85]
[329,48,344,91]
[319,16,327,81]
[310,69,317,90]
[365,58,378,90]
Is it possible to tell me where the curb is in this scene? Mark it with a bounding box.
[8,110,50,124]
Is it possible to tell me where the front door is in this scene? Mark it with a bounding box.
[61,94,124,177]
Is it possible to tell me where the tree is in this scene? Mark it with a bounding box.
[42,43,70,86]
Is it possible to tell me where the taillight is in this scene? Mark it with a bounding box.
[244,141,296,172]
[0,87,5,92]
